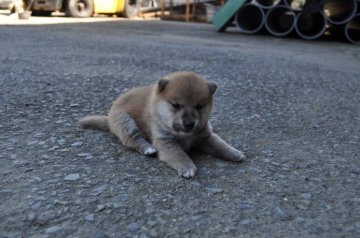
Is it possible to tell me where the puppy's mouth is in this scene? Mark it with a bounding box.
[173,124,194,134]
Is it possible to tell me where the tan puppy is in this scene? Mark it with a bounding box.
[79,71,246,178]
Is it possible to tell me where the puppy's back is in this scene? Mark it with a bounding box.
[110,85,154,137]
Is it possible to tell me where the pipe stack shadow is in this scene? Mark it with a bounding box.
[234,0,359,44]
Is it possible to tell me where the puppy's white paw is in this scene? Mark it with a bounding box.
[143,146,157,156]
[237,150,247,161]
[229,150,247,162]
[178,163,197,178]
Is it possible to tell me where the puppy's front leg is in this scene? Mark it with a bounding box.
[153,139,197,178]
[197,133,246,162]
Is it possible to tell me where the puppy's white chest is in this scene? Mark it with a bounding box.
[176,135,195,152]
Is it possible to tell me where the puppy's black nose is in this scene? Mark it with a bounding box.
[184,121,195,130]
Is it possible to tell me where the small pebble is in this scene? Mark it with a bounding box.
[238,203,251,210]
[240,218,253,225]
[300,193,312,200]
[96,205,105,212]
[34,133,44,138]
[77,153,91,157]
[297,204,307,210]
[113,203,123,209]
[262,149,274,158]
[27,140,38,146]
[275,207,290,221]
[127,223,141,232]
[149,229,158,237]
[31,201,42,210]
[27,212,36,221]
[13,160,26,166]
[92,185,107,195]
[48,146,59,151]
[206,187,223,195]
[64,173,80,181]
[45,225,63,234]
[71,142,82,147]
[85,214,95,222]
[191,180,201,187]
[92,229,109,238]
[134,178,142,183]
[24,168,33,172]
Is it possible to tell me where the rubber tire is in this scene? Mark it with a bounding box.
[123,0,140,18]
[66,0,93,18]
[31,11,52,16]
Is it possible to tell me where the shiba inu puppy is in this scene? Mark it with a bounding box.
[79,71,246,178]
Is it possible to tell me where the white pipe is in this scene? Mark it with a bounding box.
[345,14,360,44]
[295,11,327,40]
[235,4,265,34]
[324,0,357,25]
[265,5,296,36]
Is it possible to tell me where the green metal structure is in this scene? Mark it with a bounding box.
[211,0,246,32]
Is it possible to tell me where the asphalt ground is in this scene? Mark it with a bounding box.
[0,15,360,238]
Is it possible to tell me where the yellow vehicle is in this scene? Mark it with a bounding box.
[29,0,140,18]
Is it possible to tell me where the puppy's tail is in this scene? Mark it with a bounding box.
[79,115,109,131]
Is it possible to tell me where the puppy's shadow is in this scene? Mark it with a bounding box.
[188,150,208,162]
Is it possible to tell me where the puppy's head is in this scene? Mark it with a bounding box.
[155,71,217,135]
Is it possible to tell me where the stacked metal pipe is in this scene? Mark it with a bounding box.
[234,0,359,44]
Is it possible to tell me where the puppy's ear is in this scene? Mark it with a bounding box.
[207,81,218,95]
[157,78,169,92]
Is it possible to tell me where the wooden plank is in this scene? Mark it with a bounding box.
[185,0,190,22]
[161,0,165,18]
[211,0,246,32]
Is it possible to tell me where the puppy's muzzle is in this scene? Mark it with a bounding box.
[183,121,195,130]
[182,111,196,132]
[173,121,196,133]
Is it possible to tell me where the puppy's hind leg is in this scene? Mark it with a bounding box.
[108,111,157,156]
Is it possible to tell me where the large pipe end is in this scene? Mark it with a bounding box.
[324,0,358,25]
[235,4,265,34]
[254,0,282,9]
[265,5,296,36]
[345,14,360,45]
[295,11,327,40]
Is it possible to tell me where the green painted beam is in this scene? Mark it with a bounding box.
[211,0,247,32]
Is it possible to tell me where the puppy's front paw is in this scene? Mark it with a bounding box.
[177,162,197,178]
[143,146,157,157]
[229,150,247,162]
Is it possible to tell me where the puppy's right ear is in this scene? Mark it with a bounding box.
[157,78,169,92]
[207,81,218,95]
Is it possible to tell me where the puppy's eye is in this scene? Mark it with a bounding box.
[195,104,204,110]
[171,103,182,110]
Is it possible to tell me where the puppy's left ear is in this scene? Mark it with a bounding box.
[207,81,218,95]
[157,78,169,92]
